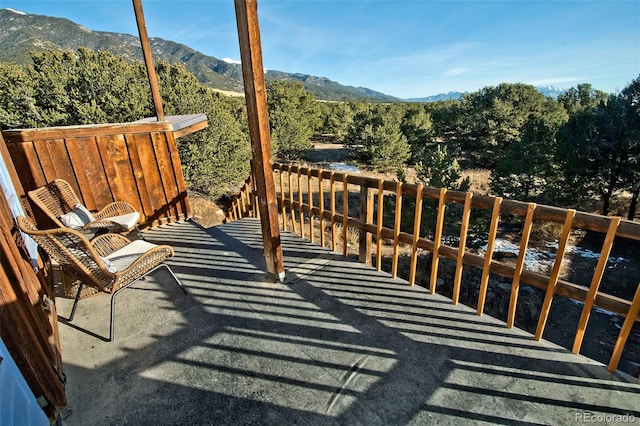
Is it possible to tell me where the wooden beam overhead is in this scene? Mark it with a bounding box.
[133,0,165,122]
[234,0,285,281]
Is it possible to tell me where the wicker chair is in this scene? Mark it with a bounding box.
[28,179,142,238]
[17,216,186,342]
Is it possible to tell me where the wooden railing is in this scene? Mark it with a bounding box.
[227,162,640,376]
[2,121,192,229]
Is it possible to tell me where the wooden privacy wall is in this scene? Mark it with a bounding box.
[227,163,640,375]
[0,133,66,420]
[2,121,191,229]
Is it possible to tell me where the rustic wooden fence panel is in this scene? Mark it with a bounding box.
[2,122,191,229]
[227,162,640,376]
[0,132,66,420]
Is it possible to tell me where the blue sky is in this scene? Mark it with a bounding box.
[2,0,638,98]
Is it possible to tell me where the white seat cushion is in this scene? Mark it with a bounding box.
[107,212,140,229]
[104,240,159,271]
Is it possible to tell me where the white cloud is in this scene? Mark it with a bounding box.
[222,57,241,65]
[443,68,470,76]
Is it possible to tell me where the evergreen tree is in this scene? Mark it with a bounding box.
[490,102,568,202]
[557,76,640,216]
[416,144,470,191]
[0,62,40,128]
[619,75,640,219]
[266,80,320,160]
[401,103,434,164]
[344,103,410,172]
[457,83,555,168]
[156,61,251,199]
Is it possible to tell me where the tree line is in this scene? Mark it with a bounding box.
[316,79,640,220]
[0,48,638,219]
[0,48,252,200]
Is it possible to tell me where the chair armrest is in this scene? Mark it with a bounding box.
[112,245,174,290]
[94,202,138,219]
[91,233,132,256]
[82,220,128,233]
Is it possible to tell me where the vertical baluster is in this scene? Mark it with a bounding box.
[573,216,621,354]
[241,181,248,217]
[430,188,447,294]
[298,167,305,238]
[376,179,384,272]
[409,184,424,286]
[535,209,576,340]
[342,175,349,257]
[507,202,537,328]
[288,167,297,234]
[330,171,337,252]
[477,197,503,316]
[391,181,403,279]
[319,171,325,247]
[608,283,640,373]
[249,172,258,219]
[358,185,373,265]
[308,168,314,244]
[246,180,252,217]
[453,192,473,305]
[279,165,287,230]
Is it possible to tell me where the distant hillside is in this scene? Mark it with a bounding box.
[264,71,399,102]
[406,85,566,102]
[0,8,398,102]
[405,91,468,102]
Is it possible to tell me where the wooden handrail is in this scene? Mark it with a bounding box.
[226,162,640,375]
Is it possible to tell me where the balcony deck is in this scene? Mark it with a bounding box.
[56,218,640,425]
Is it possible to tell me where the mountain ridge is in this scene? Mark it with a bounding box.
[0,8,568,102]
[0,8,399,101]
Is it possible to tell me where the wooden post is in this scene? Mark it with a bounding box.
[234,0,285,281]
[132,0,165,121]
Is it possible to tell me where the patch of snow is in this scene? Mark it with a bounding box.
[222,57,241,65]
[327,163,360,173]
[569,299,618,317]
[4,8,28,15]
[480,238,629,274]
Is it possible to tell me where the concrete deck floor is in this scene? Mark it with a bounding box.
[56,218,640,425]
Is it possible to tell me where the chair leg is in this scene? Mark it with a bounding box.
[135,225,145,241]
[68,282,84,321]
[109,287,126,342]
[163,264,187,294]
[108,264,187,342]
